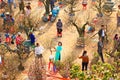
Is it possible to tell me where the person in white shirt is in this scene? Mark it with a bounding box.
[34,43,44,66]
[48,49,54,72]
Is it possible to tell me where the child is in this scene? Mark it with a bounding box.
[56,19,63,37]
[5,32,11,44]
[11,33,16,44]
[48,49,54,72]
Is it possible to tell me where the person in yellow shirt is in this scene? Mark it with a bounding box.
[117,5,120,27]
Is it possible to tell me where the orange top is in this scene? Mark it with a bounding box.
[79,56,89,63]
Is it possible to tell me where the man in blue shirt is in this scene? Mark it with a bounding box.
[29,32,35,45]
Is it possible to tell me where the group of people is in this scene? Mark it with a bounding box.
[0,31,36,48]
[19,1,32,16]
[0,11,14,32]
[0,0,120,75]
[34,41,62,73]
[78,25,107,71]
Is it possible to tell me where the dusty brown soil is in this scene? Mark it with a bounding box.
[0,0,120,80]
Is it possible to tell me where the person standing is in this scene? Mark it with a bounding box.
[54,42,62,61]
[11,33,16,44]
[3,12,11,31]
[79,50,89,71]
[113,34,119,48]
[117,37,120,51]
[82,0,88,10]
[5,32,11,44]
[56,19,63,37]
[15,32,24,48]
[117,5,120,27]
[29,32,35,45]
[0,35,2,43]
[7,0,13,13]
[13,0,16,9]
[97,38,104,63]
[50,0,55,11]
[48,49,54,72]
[26,2,31,16]
[34,43,44,66]
[18,0,25,14]
[98,25,106,43]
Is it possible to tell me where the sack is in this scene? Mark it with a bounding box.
[42,15,48,22]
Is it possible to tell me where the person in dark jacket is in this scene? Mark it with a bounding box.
[50,0,55,11]
[98,25,106,43]
[56,19,63,37]
[29,32,35,45]
[97,38,104,63]
[19,0,25,13]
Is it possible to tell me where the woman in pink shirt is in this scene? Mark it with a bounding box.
[16,32,24,48]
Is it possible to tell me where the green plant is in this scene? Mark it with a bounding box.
[69,62,120,80]
[70,64,81,79]
[54,61,64,70]
[91,52,99,65]
[91,62,118,80]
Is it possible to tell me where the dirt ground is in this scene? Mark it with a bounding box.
[0,0,120,80]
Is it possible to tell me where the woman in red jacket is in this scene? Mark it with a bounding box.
[79,50,89,71]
